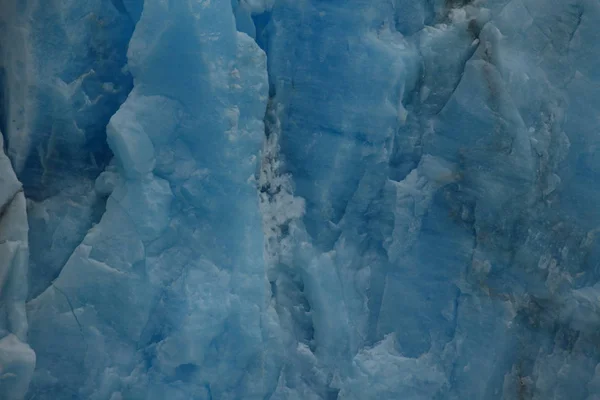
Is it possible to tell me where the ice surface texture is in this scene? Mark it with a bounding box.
[0,0,599,399]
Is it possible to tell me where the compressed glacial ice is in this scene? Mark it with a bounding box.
[0,133,34,400]
[0,0,599,399]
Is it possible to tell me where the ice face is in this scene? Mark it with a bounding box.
[0,0,599,399]
[0,131,35,400]
[20,1,275,399]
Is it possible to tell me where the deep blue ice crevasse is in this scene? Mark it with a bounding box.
[0,0,138,301]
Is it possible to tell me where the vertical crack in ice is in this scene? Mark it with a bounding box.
[52,285,85,342]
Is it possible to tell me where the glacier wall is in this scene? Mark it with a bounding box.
[0,0,598,399]
[0,133,34,400]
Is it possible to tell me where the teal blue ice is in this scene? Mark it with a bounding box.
[0,0,599,399]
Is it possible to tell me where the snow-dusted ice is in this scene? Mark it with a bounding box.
[0,0,599,399]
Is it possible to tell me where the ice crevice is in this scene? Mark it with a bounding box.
[52,284,86,342]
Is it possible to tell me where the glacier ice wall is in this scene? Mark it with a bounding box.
[0,0,598,399]
[0,133,34,400]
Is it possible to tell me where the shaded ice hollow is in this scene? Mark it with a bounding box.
[0,0,598,399]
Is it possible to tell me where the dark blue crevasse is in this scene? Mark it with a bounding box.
[0,1,140,300]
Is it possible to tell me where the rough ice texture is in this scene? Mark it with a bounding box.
[0,0,599,399]
[0,133,34,400]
